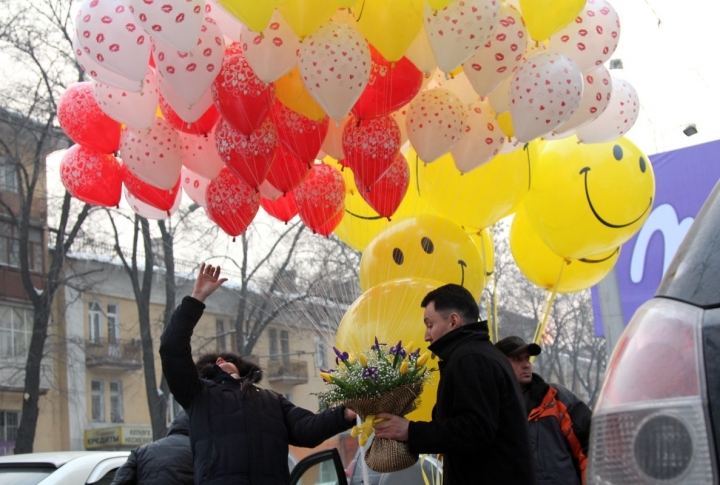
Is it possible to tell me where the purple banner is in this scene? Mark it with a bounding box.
[593,139,720,335]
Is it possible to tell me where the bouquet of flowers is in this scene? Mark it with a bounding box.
[317,338,436,473]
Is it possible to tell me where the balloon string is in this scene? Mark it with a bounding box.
[354,0,367,22]
[531,260,564,362]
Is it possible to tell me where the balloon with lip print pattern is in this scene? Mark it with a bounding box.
[120,117,183,190]
[509,51,584,143]
[205,0,246,41]
[75,0,151,86]
[424,0,500,74]
[128,0,205,53]
[60,145,123,207]
[242,10,301,84]
[92,69,158,131]
[180,167,211,208]
[406,88,467,162]
[73,32,142,92]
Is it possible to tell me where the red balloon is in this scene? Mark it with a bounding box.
[342,114,401,189]
[122,164,180,211]
[266,144,311,194]
[314,207,344,237]
[271,101,329,166]
[351,45,423,120]
[357,152,410,219]
[212,51,275,135]
[260,193,298,223]
[57,82,121,154]
[159,94,220,135]
[294,164,345,232]
[215,117,278,189]
[206,167,260,237]
[60,145,122,207]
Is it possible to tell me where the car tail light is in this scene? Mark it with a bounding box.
[588,298,717,484]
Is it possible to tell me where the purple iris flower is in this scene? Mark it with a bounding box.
[371,337,386,351]
[389,341,406,359]
[410,349,421,359]
[362,366,379,381]
[333,346,349,365]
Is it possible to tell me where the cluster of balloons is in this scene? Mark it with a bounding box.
[57,0,654,363]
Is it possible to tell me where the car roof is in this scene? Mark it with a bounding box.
[0,451,129,468]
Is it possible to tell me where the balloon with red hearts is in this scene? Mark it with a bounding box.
[214,117,278,189]
[57,82,121,154]
[159,94,220,135]
[212,50,275,135]
[122,163,181,212]
[260,192,298,223]
[266,144,311,194]
[294,163,346,233]
[270,101,329,166]
[60,145,123,207]
[314,206,344,237]
[357,152,410,219]
[124,185,182,220]
[205,167,261,237]
[342,114,401,189]
[351,45,424,120]
[120,117,183,190]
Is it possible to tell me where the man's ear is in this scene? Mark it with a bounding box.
[450,312,462,329]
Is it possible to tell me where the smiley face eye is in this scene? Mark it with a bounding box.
[421,237,434,254]
[613,145,623,161]
[639,156,647,173]
[392,248,404,265]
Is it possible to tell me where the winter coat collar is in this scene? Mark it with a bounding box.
[525,372,551,411]
[428,321,490,360]
[206,360,263,389]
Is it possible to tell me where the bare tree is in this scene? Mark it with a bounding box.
[0,0,95,453]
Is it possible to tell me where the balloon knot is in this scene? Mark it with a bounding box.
[391,61,396,69]
[386,217,391,222]
[433,10,438,16]
[233,237,236,243]
[259,32,265,39]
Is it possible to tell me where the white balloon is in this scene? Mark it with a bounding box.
[509,52,584,142]
[554,65,613,134]
[424,0,500,73]
[124,185,182,219]
[406,88,467,162]
[158,82,215,124]
[298,22,371,122]
[487,75,512,113]
[205,0,246,41]
[431,70,478,107]
[180,132,225,180]
[242,10,300,83]
[120,117,183,190]
[405,26,437,76]
[576,76,639,144]
[128,0,204,53]
[451,99,505,173]
[73,33,142,92]
[180,167,210,208]
[93,69,158,130]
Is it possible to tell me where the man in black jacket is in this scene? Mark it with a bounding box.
[110,411,193,485]
[374,284,536,485]
[495,336,592,485]
[160,263,356,485]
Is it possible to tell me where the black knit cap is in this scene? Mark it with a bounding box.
[495,336,541,357]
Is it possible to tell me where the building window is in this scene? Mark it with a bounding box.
[0,157,18,193]
[0,221,43,271]
[91,379,105,422]
[216,319,226,352]
[0,410,19,442]
[269,328,278,361]
[109,381,123,423]
[107,304,119,345]
[167,397,182,427]
[0,305,32,358]
[89,302,102,343]
[315,338,328,369]
[284,392,293,403]
[280,330,290,364]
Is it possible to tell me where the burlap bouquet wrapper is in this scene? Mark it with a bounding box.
[344,382,423,473]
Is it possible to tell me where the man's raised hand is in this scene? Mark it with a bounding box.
[191,263,228,302]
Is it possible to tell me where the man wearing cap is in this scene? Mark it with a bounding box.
[495,336,592,485]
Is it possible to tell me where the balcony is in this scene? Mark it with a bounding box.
[266,359,308,386]
[86,339,142,370]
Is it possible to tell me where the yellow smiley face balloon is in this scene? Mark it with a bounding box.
[335,277,443,422]
[510,206,620,293]
[524,136,655,260]
[360,214,487,299]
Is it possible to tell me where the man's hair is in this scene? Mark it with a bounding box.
[196,351,247,379]
[421,283,479,324]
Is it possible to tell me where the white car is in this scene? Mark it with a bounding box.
[0,451,130,485]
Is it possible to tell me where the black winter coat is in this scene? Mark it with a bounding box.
[160,296,352,485]
[524,373,592,485]
[110,411,193,485]
[407,322,537,485]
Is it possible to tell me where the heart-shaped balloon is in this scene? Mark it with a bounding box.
[261,192,298,223]
[205,167,260,237]
[214,117,278,189]
[60,145,123,207]
[122,163,181,211]
[294,163,346,232]
[124,185,182,219]
[265,144,311,195]
[271,101,329,166]
[58,82,122,154]
[356,152,409,219]
[342,114,401,189]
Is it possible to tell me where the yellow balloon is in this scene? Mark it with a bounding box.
[470,228,495,279]
[510,207,620,293]
[427,0,453,11]
[414,141,539,233]
[329,155,436,251]
[519,0,587,41]
[278,0,338,39]
[497,111,514,138]
[524,136,655,260]
[356,0,424,62]
[275,67,327,121]
[335,278,444,422]
[360,214,487,299]
[335,0,358,6]
[218,0,278,32]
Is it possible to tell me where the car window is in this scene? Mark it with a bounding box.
[0,468,53,485]
[89,468,121,485]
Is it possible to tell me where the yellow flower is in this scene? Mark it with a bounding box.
[400,361,408,374]
[320,372,333,383]
[405,341,414,353]
[417,352,430,367]
[347,353,356,365]
[358,353,368,367]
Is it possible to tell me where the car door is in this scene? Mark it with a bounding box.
[289,449,348,485]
